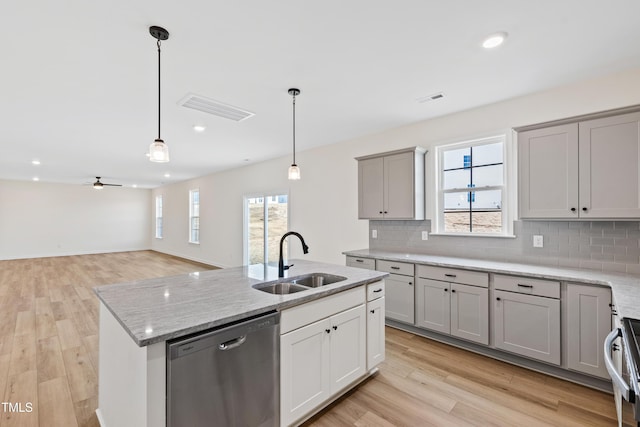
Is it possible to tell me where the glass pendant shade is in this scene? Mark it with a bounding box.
[288,163,301,180]
[149,138,170,163]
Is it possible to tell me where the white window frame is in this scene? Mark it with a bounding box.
[189,189,200,244]
[433,132,514,237]
[155,195,163,239]
[243,191,290,266]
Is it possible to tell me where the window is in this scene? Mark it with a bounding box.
[244,193,288,266]
[189,189,200,244]
[155,195,163,238]
[436,135,507,235]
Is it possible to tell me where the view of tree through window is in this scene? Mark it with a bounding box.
[246,194,288,265]
[441,141,504,233]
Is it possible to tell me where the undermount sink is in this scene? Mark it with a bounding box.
[288,273,347,288]
[254,282,310,295]
[253,273,348,295]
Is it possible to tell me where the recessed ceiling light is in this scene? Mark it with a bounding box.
[33,177,39,181]
[132,184,138,188]
[193,125,206,132]
[31,159,41,165]
[164,173,171,178]
[482,32,508,49]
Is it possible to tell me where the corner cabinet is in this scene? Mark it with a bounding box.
[356,147,426,220]
[518,111,640,219]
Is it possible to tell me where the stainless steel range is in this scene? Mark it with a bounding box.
[605,318,640,427]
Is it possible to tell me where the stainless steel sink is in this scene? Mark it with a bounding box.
[288,273,347,288]
[254,282,310,295]
[253,273,348,295]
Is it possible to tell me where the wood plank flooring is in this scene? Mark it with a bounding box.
[0,251,620,426]
[0,251,215,427]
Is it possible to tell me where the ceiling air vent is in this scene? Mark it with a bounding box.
[178,93,255,122]
[416,92,445,104]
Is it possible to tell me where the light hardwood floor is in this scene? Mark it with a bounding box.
[0,251,619,426]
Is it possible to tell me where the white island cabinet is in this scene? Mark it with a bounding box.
[280,287,369,427]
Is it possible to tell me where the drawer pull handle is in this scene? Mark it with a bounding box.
[390,266,400,270]
[356,259,364,263]
[612,310,618,316]
[517,284,533,288]
[373,289,383,293]
[444,274,457,278]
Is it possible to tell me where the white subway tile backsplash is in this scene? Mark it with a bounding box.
[369,219,640,273]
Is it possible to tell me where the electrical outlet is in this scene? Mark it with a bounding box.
[533,235,544,248]
[422,231,429,240]
[372,229,377,239]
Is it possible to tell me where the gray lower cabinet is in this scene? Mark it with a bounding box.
[415,278,489,345]
[376,260,414,324]
[566,283,612,379]
[493,284,561,365]
[345,256,376,270]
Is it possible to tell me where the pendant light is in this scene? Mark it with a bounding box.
[288,88,301,180]
[149,26,170,163]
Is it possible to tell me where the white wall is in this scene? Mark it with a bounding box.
[0,180,151,260]
[152,67,640,268]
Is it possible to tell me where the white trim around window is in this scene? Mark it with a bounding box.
[189,189,200,244]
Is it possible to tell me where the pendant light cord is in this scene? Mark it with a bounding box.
[157,39,162,140]
[292,93,296,164]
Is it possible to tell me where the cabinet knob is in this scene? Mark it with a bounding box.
[408,282,413,285]
[332,325,338,331]
[384,211,388,214]
[325,329,331,334]
[570,207,576,212]
[370,309,375,314]
[496,297,501,301]
[379,211,383,214]
[451,289,456,293]
[582,207,588,212]
[444,288,448,292]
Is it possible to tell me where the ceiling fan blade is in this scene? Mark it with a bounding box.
[102,184,122,187]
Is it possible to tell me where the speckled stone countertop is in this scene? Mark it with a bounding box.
[344,249,640,320]
[94,259,388,347]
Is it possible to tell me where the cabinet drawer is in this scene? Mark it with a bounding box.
[346,256,376,270]
[494,274,560,299]
[367,281,385,301]
[416,265,488,288]
[377,260,414,276]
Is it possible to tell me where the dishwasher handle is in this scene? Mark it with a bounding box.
[218,335,247,351]
[604,328,634,402]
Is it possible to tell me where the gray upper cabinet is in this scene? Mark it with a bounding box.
[357,147,426,220]
[519,111,640,219]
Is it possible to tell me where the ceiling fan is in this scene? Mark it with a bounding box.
[88,177,122,190]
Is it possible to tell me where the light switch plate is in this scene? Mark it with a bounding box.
[372,230,377,239]
[533,235,544,248]
[422,231,429,240]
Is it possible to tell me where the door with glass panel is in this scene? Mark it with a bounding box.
[245,194,289,266]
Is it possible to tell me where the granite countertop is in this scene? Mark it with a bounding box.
[344,248,640,320]
[94,259,388,347]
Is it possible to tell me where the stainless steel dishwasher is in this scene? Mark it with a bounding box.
[167,311,280,427]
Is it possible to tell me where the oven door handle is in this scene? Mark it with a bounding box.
[604,328,633,402]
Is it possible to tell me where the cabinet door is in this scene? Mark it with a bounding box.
[579,112,640,218]
[367,297,385,370]
[566,284,611,379]
[415,278,450,334]
[518,123,579,218]
[280,318,331,427]
[358,157,384,219]
[384,273,414,324]
[330,305,366,395]
[383,151,415,219]
[450,283,489,345]
[494,290,560,365]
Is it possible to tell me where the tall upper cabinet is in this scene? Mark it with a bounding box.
[518,110,640,219]
[356,147,426,220]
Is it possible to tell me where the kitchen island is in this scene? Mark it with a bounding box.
[94,259,388,427]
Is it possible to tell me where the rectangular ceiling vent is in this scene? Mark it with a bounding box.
[178,93,255,122]
[416,92,445,104]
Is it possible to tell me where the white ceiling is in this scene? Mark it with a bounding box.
[3,1,640,188]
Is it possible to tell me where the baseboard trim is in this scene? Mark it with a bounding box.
[95,408,106,427]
